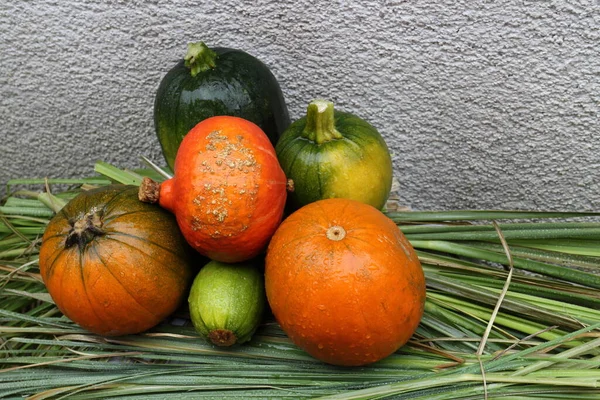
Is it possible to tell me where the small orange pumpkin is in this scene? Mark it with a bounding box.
[265,198,426,366]
[140,116,289,263]
[38,185,194,336]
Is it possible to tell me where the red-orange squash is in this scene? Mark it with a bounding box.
[139,116,289,263]
[38,185,194,336]
[265,198,426,366]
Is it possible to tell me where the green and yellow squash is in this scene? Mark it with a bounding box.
[276,99,393,211]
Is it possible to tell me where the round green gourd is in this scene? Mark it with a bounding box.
[155,41,291,171]
[188,260,265,346]
[275,99,393,211]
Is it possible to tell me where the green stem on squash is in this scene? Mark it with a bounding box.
[301,99,343,144]
[184,42,218,77]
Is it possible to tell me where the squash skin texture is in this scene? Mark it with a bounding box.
[38,185,194,337]
[155,46,290,171]
[188,260,266,346]
[155,116,288,263]
[265,198,426,366]
[275,102,393,211]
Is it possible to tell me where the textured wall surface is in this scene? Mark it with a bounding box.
[1,0,599,211]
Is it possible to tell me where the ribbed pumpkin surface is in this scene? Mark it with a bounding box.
[39,185,194,336]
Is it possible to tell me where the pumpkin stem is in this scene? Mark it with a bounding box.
[301,99,343,145]
[184,41,218,78]
[65,207,105,251]
[208,329,238,346]
[138,177,161,204]
[326,225,346,241]
[286,179,295,192]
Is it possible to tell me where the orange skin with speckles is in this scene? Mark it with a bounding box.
[158,116,288,263]
[265,198,426,366]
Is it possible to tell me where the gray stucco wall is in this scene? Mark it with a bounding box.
[1,1,599,211]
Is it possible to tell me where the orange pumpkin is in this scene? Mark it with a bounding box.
[265,198,426,366]
[39,185,194,336]
[140,116,289,263]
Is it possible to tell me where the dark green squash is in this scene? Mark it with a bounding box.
[155,41,291,171]
[276,99,393,211]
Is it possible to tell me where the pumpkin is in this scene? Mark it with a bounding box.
[265,198,426,366]
[275,99,393,211]
[139,116,289,263]
[38,185,194,336]
[188,259,266,346]
[155,41,291,171]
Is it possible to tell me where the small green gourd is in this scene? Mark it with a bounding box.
[188,260,265,346]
